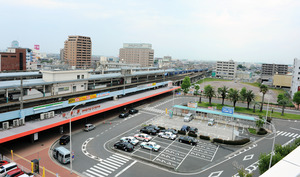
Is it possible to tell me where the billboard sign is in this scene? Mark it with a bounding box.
[222,106,234,114]
[34,45,40,50]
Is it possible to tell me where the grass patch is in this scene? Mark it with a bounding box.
[196,78,230,84]
[242,82,260,87]
[197,102,300,120]
[248,128,257,134]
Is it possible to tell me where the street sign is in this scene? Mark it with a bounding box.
[72,151,74,159]
[222,107,234,114]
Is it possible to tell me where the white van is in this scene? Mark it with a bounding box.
[53,146,71,164]
[0,162,18,177]
[84,124,95,132]
[183,113,194,122]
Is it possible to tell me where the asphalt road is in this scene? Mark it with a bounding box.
[55,95,300,177]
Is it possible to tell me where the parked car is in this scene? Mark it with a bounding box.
[189,127,198,134]
[146,125,161,132]
[18,174,35,177]
[119,112,129,118]
[4,168,24,177]
[59,135,70,145]
[160,128,178,134]
[140,142,161,152]
[208,119,215,126]
[120,136,139,145]
[140,127,157,135]
[181,125,191,132]
[134,134,152,142]
[128,109,138,114]
[113,142,134,152]
[158,132,177,140]
[178,136,197,146]
[0,162,18,176]
[84,124,95,132]
[183,113,194,122]
[0,161,9,167]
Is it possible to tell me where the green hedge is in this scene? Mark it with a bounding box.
[188,132,197,138]
[178,130,186,135]
[257,128,268,135]
[213,138,250,145]
[200,135,210,141]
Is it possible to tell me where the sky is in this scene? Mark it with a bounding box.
[0,0,299,64]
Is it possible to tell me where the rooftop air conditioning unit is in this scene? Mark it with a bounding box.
[48,111,55,118]
[13,119,19,127]
[2,122,9,130]
[19,119,25,126]
[40,113,45,120]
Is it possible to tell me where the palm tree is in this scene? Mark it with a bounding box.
[204,85,215,105]
[245,90,255,109]
[277,93,290,116]
[218,86,228,105]
[228,88,240,108]
[259,84,269,112]
[253,101,260,113]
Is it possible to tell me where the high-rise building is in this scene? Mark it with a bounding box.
[216,60,237,80]
[261,63,288,76]
[63,35,92,69]
[60,48,64,60]
[291,58,300,98]
[119,43,154,67]
[0,48,26,71]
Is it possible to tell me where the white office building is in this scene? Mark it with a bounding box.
[216,60,237,80]
[291,58,300,98]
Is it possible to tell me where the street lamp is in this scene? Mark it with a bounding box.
[69,102,85,174]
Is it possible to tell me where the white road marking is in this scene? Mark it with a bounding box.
[210,145,219,162]
[285,132,291,136]
[86,169,104,177]
[281,132,287,136]
[115,161,137,177]
[103,160,121,167]
[112,155,129,161]
[90,167,108,176]
[277,131,283,136]
[96,163,115,171]
[290,127,300,131]
[176,145,195,169]
[289,133,295,137]
[93,165,112,174]
[99,162,118,169]
[106,158,124,165]
[293,134,298,138]
[115,153,132,159]
[109,156,127,163]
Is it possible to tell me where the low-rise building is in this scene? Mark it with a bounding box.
[273,74,292,88]
[216,60,237,80]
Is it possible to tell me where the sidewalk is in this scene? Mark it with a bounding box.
[1,134,80,177]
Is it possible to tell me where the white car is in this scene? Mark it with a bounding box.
[140,142,161,151]
[208,119,215,126]
[120,136,139,145]
[158,132,177,140]
[134,133,152,142]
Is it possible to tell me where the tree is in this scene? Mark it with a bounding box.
[204,85,215,105]
[195,85,200,95]
[238,168,253,177]
[255,119,265,129]
[245,90,255,109]
[181,76,191,95]
[293,91,300,110]
[240,87,247,102]
[228,88,239,108]
[277,93,290,116]
[218,86,228,105]
[259,84,269,112]
[253,101,260,113]
[258,153,270,174]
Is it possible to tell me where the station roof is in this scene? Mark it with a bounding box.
[173,105,256,121]
[0,72,40,78]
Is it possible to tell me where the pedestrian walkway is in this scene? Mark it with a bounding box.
[82,153,133,177]
[142,107,165,114]
[277,131,300,138]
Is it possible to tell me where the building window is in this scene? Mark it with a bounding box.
[81,75,84,79]
[58,87,69,92]
[77,75,80,79]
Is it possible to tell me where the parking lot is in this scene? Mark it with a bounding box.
[150,114,236,140]
[108,125,234,172]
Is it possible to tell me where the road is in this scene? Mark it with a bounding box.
[64,95,300,177]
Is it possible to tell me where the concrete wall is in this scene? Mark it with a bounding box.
[42,70,90,82]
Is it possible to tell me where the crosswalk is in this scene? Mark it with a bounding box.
[277,131,300,138]
[143,107,165,114]
[83,153,132,177]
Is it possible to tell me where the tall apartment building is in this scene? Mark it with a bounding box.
[261,63,288,76]
[215,60,237,80]
[63,35,92,69]
[291,58,300,98]
[0,48,26,71]
[119,43,154,67]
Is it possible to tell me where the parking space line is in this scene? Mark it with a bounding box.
[162,151,184,159]
[188,153,211,162]
[154,155,180,164]
[210,145,219,162]
[168,144,192,151]
[131,147,141,154]
[153,137,177,161]
[194,146,217,153]
[175,145,195,170]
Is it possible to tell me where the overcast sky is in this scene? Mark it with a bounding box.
[1,0,299,64]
